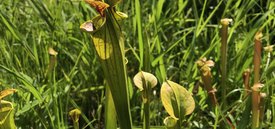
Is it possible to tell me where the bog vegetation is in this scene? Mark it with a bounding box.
[0,0,274,129]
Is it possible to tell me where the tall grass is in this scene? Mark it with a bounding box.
[0,0,274,128]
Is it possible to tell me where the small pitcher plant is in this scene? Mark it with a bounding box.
[161,80,195,128]
[133,71,158,129]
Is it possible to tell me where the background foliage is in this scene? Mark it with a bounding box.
[0,0,274,128]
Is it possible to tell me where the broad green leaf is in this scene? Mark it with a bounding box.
[0,100,16,129]
[161,80,195,120]
[133,71,158,91]
[105,86,117,129]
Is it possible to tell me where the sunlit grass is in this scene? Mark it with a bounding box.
[0,0,274,128]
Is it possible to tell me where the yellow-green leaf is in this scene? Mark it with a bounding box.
[0,89,17,100]
[80,16,113,60]
[161,80,195,119]
[161,82,178,120]
[133,71,158,91]
[0,100,16,129]
[92,28,113,59]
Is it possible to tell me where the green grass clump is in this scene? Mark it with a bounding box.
[0,0,274,128]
